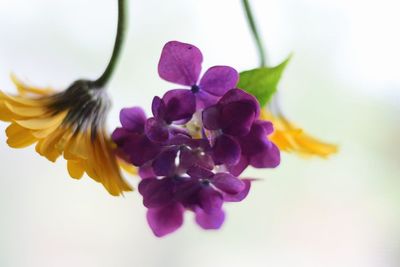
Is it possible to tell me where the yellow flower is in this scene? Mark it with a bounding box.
[0,75,133,196]
[261,104,338,158]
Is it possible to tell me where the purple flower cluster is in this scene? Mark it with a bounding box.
[112,41,280,237]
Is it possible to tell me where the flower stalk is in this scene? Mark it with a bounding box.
[91,0,127,88]
[241,0,267,67]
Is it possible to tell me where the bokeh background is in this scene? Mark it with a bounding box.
[0,0,399,266]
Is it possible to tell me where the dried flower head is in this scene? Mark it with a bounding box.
[0,75,132,196]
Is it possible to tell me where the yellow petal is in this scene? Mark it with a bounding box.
[6,123,37,148]
[54,128,72,154]
[32,120,65,139]
[11,74,54,96]
[99,133,133,191]
[35,128,65,162]
[67,160,85,179]
[80,134,98,180]
[118,158,138,176]
[82,130,132,196]
[0,91,47,106]
[270,130,298,151]
[0,101,19,121]
[15,112,65,130]
[4,101,48,117]
[64,131,88,160]
[261,109,337,158]
[90,135,120,195]
[295,133,338,158]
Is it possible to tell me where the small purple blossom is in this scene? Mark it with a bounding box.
[112,107,161,166]
[138,169,252,237]
[158,41,239,109]
[202,88,262,166]
[145,89,196,143]
[112,41,280,237]
[228,120,281,176]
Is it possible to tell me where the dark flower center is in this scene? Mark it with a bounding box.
[191,84,200,93]
[48,79,110,138]
[200,179,211,186]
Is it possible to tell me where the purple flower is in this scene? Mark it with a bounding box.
[202,88,260,165]
[112,107,161,166]
[112,40,282,237]
[137,176,187,237]
[228,120,281,176]
[145,89,196,143]
[158,41,239,109]
[138,167,251,237]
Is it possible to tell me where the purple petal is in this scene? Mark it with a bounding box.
[199,66,239,96]
[158,41,203,86]
[162,89,196,123]
[168,125,190,137]
[250,142,281,168]
[119,107,146,133]
[212,173,245,194]
[258,120,274,135]
[195,208,225,230]
[202,105,221,130]
[174,179,202,207]
[238,121,270,156]
[227,155,249,176]
[195,90,220,109]
[124,135,161,166]
[212,134,241,165]
[111,127,132,145]
[219,89,260,118]
[238,121,280,168]
[198,187,223,214]
[196,151,215,170]
[223,179,252,202]
[179,146,215,172]
[152,148,178,176]
[168,133,193,146]
[139,178,174,208]
[138,177,161,195]
[177,146,198,170]
[220,101,256,136]
[138,165,156,179]
[145,118,169,143]
[187,165,214,179]
[151,96,166,120]
[147,202,185,237]
[167,135,214,172]
[138,178,152,195]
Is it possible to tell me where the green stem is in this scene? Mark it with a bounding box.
[241,0,267,67]
[92,0,127,88]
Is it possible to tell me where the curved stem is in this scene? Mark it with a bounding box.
[92,0,127,88]
[241,0,267,67]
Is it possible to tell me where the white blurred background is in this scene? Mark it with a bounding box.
[0,0,399,266]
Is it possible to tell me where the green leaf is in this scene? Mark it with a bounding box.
[238,56,291,107]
